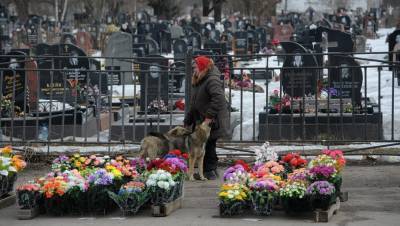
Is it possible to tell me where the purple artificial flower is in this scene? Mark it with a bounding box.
[309,166,335,179]
[164,157,188,172]
[88,169,114,186]
[306,181,335,195]
[223,164,245,181]
[251,178,279,192]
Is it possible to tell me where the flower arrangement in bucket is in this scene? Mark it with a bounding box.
[308,152,343,193]
[146,169,177,205]
[17,183,42,209]
[108,181,149,216]
[219,183,249,216]
[306,181,336,210]
[87,168,119,214]
[223,163,250,184]
[0,146,26,197]
[249,178,279,216]
[279,181,312,213]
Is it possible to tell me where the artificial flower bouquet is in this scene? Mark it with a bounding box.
[146,150,188,201]
[219,183,249,216]
[108,181,149,215]
[0,146,26,197]
[249,178,279,216]
[281,152,307,174]
[306,181,336,210]
[146,169,177,205]
[16,182,42,209]
[308,150,345,193]
[279,181,312,213]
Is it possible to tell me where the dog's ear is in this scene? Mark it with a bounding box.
[182,127,192,135]
[167,127,179,136]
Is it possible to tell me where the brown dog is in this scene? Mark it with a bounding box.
[139,126,192,159]
[188,121,211,181]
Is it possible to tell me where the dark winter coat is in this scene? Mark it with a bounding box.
[184,65,230,140]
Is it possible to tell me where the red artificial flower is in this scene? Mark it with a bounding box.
[169,149,182,156]
[181,153,189,159]
[147,159,164,171]
[234,160,250,172]
[289,158,297,167]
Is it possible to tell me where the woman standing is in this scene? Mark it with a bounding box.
[184,56,230,180]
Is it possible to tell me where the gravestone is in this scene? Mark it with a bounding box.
[132,35,146,44]
[88,59,108,95]
[0,51,27,110]
[256,28,267,49]
[38,44,90,104]
[329,57,363,106]
[355,35,366,53]
[104,32,133,84]
[26,16,41,46]
[35,43,51,55]
[145,38,160,55]
[160,30,172,54]
[173,39,187,60]
[139,55,169,112]
[338,15,351,31]
[60,33,77,45]
[233,31,248,55]
[209,29,220,42]
[204,42,227,55]
[315,27,353,65]
[387,29,400,69]
[188,32,202,50]
[281,42,319,97]
[247,30,259,53]
[170,61,185,93]
[76,31,93,54]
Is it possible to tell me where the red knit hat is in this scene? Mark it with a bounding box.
[194,56,211,72]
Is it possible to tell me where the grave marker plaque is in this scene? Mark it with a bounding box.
[281,42,319,97]
[139,55,169,112]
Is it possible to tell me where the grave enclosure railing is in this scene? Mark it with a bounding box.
[0,52,399,151]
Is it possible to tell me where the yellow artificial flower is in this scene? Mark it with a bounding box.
[79,157,86,163]
[1,146,12,155]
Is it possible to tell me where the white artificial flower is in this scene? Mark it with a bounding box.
[8,166,16,172]
[0,170,8,176]
[157,181,165,189]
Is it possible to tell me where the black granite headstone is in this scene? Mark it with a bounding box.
[139,55,169,112]
[170,61,185,93]
[188,32,202,50]
[234,31,248,55]
[35,43,51,56]
[173,39,187,60]
[0,51,27,110]
[89,59,107,94]
[281,42,319,97]
[329,57,363,106]
[38,44,89,104]
[145,38,160,55]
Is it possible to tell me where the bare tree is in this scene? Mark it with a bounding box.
[147,0,182,20]
[202,0,225,22]
[225,0,281,25]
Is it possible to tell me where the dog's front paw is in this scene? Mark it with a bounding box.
[188,175,195,181]
[200,176,208,181]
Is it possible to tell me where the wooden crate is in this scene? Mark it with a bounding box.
[0,192,16,209]
[17,207,40,220]
[314,197,341,222]
[152,197,183,217]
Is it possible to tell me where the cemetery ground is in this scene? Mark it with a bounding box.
[1,159,400,226]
